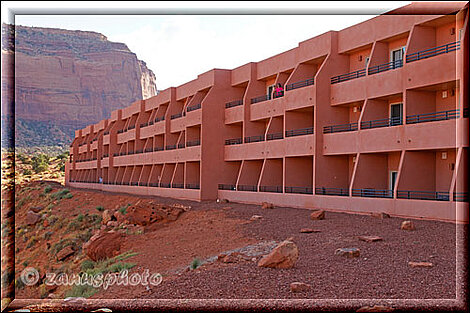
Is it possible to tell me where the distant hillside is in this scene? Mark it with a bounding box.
[1,24,157,149]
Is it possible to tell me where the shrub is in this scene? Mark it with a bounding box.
[31,154,50,173]
[190,258,201,270]
[23,169,32,176]
[95,206,104,212]
[44,186,52,194]
[65,283,97,299]
[80,259,95,271]
[50,189,71,200]
[76,214,85,223]
[118,204,131,215]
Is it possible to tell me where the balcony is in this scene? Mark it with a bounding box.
[251,94,269,104]
[225,138,242,145]
[218,184,236,191]
[285,186,313,195]
[331,68,366,84]
[285,78,314,91]
[360,117,402,129]
[454,192,469,202]
[171,112,183,120]
[352,188,393,198]
[165,144,177,150]
[266,132,283,141]
[171,183,184,189]
[237,185,257,192]
[225,99,243,109]
[323,122,358,134]
[397,190,450,201]
[177,143,186,149]
[186,103,201,112]
[406,109,459,124]
[315,187,349,196]
[285,127,313,137]
[186,139,201,147]
[259,185,283,193]
[244,135,265,143]
[155,116,165,122]
[186,184,200,190]
[368,59,403,75]
[406,41,460,63]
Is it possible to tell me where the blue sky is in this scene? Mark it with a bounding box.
[7,2,412,91]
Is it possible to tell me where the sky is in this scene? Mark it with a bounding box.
[5,1,412,91]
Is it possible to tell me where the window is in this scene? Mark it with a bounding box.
[267,84,275,100]
[365,56,370,68]
[390,171,398,191]
[390,102,403,126]
[390,46,405,68]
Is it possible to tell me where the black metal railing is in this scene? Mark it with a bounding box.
[368,59,403,75]
[218,184,236,191]
[154,146,164,152]
[406,41,460,63]
[251,94,269,104]
[139,182,148,187]
[225,138,242,145]
[160,183,171,188]
[237,185,257,192]
[170,112,183,120]
[397,190,450,201]
[331,68,366,84]
[177,143,186,149]
[130,182,139,186]
[285,186,313,194]
[361,117,402,129]
[140,122,148,128]
[352,188,393,198]
[171,183,184,189]
[135,149,143,154]
[187,103,201,112]
[406,109,459,124]
[155,116,165,122]
[286,78,314,91]
[244,135,265,143]
[323,122,358,133]
[186,139,201,147]
[104,131,110,136]
[266,132,283,141]
[273,91,284,99]
[453,192,469,202]
[186,184,200,190]
[103,154,109,158]
[259,186,283,193]
[117,129,124,134]
[225,99,243,108]
[149,182,159,187]
[315,187,349,196]
[128,124,136,130]
[165,145,176,150]
[144,147,153,153]
[285,127,314,137]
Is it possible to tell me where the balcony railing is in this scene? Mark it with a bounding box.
[144,147,153,153]
[285,127,314,137]
[177,143,186,149]
[397,190,450,201]
[186,184,200,190]
[453,192,469,202]
[251,94,269,104]
[360,117,402,129]
[368,59,403,75]
[406,109,459,124]
[170,112,183,120]
[155,116,165,122]
[128,124,136,130]
[406,41,460,63]
[323,122,358,133]
[186,139,201,147]
[149,183,159,187]
[160,183,171,188]
[225,99,243,108]
[315,187,349,196]
[218,184,236,191]
[140,122,149,128]
[286,78,314,91]
[259,185,283,193]
[104,131,110,136]
[154,146,164,152]
[237,185,257,192]
[244,135,265,143]
[331,68,366,84]
[171,183,184,189]
[273,91,284,99]
[266,132,283,141]
[187,103,201,112]
[165,144,176,150]
[352,188,393,198]
[285,186,313,194]
[225,138,242,145]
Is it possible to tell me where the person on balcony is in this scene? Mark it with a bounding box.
[274,83,284,98]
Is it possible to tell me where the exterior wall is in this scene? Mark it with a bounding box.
[67,4,469,223]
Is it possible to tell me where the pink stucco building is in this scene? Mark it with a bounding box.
[66,3,469,223]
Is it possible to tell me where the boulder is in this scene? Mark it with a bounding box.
[124,204,186,225]
[102,210,112,225]
[408,261,433,268]
[358,235,383,243]
[25,211,41,225]
[400,221,415,231]
[290,282,311,293]
[258,239,299,269]
[261,202,274,209]
[335,248,360,258]
[56,246,75,261]
[83,231,124,261]
[30,206,43,213]
[310,210,325,220]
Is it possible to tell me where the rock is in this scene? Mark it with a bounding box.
[102,210,112,225]
[25,211,41,225]
[261,202,274,209]
[358,235,383,242]
[371,212,391,219]
[290,282,311,293]
[400,220,415,231]
[30,206,43,213]
[113,211,125,223]
[408,261,433,268]
[83,231,124,261]
[124,203,186,225]
[42,219,49,227]
[335,248,360,258]
[217,199,229,204]
[106,221,118,227]
[300,228,320,233]
[250,215,263,221]
[258,239,299,269]
[310,210,325,220]
[356,305,395,312]
[219,252,248,263]
[47,293,56,299]
[56,246,75,261]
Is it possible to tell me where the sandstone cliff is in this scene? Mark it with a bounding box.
[1,24,157,148]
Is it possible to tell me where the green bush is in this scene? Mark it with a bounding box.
[118,204,131,215]
[80,259,95,271]
[51,189,72,200]
[44,186,52,194]
[95,206,104,212]
[31,154,50,173]
[190,258,201,270]
[23,168,32,176]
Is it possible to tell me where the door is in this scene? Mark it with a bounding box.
[391,46,405,68]
[267,85,275,100]
[390,171,398,194]
[390,103,403,126]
